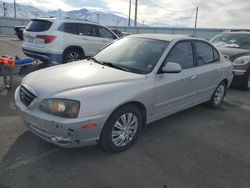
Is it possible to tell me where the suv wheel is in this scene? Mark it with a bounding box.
[100,104,142,153]
[241,70,250,91]
[63,48,84,63]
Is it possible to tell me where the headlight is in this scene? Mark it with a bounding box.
[39,99,80,118]
[233,56,250,66]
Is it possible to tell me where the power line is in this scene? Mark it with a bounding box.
[143,0,196,13]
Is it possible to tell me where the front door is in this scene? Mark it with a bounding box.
[153,41,198,120]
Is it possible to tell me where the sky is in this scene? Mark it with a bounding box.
[4,0,250,28]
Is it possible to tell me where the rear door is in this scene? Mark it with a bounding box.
[153,41,198,120]
[193,41,223,102]
[23,19,53,48]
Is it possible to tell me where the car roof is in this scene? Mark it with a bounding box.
[31,17,100,26]
[127,33,200,42]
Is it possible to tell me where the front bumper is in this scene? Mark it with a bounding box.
[15,86,108,148]
[232,69,247,86]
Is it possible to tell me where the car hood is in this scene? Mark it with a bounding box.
[22,60,146,98]
[217,47,250,61]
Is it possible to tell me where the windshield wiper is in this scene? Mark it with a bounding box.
[102,62,130,72]
[87,57,104,65]
[87,57,129,72]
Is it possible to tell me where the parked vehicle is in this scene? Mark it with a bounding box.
[15,34,233,152]
[22,18,118,64]
[14,26,26,40]
[210,31,250,90]
[110,28,124,38]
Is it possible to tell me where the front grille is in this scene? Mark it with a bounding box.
[19,86,36,106]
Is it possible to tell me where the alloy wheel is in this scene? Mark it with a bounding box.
[214,85,225,105]
[67,51,80,62]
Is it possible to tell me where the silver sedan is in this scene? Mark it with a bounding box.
[15,34,233,152]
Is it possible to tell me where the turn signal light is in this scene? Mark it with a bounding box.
[81,124,97,129]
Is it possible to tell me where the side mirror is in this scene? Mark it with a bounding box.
[161,62,182,73]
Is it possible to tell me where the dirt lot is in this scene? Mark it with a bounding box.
[0,37,250,188]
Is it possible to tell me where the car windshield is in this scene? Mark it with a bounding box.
[94,37,169,74]
[210,33,250,50]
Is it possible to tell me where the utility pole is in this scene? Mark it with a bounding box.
[14,0,16,17]
[58,9,61,17]
[128,0,131,27]
[194,6,198,29]
[134,0,138,27]
[3,3,7,17]
[33,12,39,18]
[97,13,100,23]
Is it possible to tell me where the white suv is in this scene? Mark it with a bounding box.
[22,17,118,64]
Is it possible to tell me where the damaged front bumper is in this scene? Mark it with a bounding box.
[15,86,108,148]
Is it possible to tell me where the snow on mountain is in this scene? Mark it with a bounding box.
[0,1,48,18]
[0,1,133,26]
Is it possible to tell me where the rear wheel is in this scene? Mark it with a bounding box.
[63,48,84,63]
[100,105,143,153]
[241,70,250,91]
[208,81,227,108]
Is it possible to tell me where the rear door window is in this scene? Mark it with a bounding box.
[79,24,98,37]
[26,20,52,32]
[58,23,79,35]
[195,41,219,66]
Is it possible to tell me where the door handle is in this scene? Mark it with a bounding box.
[190,75,197,80]
[217,68,222,72]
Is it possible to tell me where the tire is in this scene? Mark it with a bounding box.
[62,48,84,63]
[241,70,250,91]
[208,81,227,108]
[17,34,23,40]
[100,104,143,153]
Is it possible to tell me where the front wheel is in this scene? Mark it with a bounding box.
[100,105,143,153]
[208,81,227,108]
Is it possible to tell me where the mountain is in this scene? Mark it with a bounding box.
[0,1,48,18]
[0,1,135,26]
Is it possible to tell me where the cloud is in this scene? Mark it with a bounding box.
[4,0,250,28]
[14,0,73,11]
[63,0,109,10]
[195,0,250,28]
